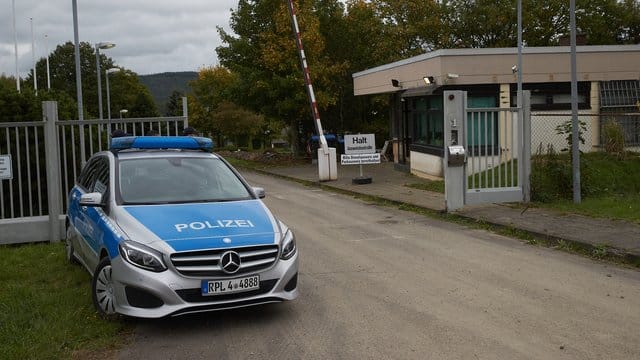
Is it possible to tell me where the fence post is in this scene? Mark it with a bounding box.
[43,101,62,242]
[522,91,531,203]
[444,91,466,212]
[182,97,189,128]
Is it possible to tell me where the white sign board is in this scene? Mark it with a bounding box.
[344,134,376,155]
[341,153,381,165]
[0,154,12,180]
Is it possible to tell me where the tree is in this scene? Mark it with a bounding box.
[21,41,158,119]
[575,0,625,45]
[166,90,185,116]
[373,0,443,56]
[0,75,76,122]
[441,0,518,48]
[217,0,347,153]
[617,0,639,44]
[106,69,159,119]
[188,66,238,137]
[211,101,265,148]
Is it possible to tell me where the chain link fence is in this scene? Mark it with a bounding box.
[531,112,640,155]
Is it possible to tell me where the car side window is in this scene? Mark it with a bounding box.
[77,156,109,193]
[93,158,110,195]
[78,158,99,191]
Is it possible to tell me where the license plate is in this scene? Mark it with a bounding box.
[201,275,260,296]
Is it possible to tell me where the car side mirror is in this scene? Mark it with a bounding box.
[79,192,104,207]
[252,187,266,199]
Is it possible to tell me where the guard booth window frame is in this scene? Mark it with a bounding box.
[466,96,498,156]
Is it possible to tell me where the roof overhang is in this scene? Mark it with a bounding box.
[353,45,640,96]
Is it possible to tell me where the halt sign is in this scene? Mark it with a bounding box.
[344,134,375,154]
[341,134,380,166]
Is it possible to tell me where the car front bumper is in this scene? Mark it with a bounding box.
[110,251,299,318]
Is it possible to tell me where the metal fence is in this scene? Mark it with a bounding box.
[530,112,640,155]
[0,100,188,245]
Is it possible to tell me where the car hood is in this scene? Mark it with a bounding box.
[115,200,280,252]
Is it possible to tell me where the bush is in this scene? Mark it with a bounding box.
[531,147,640,202]
[601,119,625,158]
[531,144,573,202]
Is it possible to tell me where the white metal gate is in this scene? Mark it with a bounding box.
[0,99,188,244]
[444,91,531,211]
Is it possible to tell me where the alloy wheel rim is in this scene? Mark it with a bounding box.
[95,265,116,314]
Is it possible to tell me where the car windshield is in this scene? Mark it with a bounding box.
[118,156,251,204]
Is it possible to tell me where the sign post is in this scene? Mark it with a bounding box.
[341,134,379,184]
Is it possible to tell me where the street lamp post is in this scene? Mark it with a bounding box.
[12,0,20,92]
[105,68,120,121]
[30,17,37,95]
[119,109,128,120]
[95,42,115,119]
[106,68,120,136]
[45,34,51,90]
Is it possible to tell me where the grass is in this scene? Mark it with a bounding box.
[404,180,445,193]
[468,159,519,189]
[531,151,640,224]
[535,194,640,224]
[0,242,130,360]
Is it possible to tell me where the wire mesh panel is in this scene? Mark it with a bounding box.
[530,113,596,155]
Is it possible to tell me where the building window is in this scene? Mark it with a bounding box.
[510,82,591,110]
[409,96,444,148]
[600,80,640,147]
[600,80,640,111]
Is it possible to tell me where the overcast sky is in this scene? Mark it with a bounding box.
[1,0,239,77]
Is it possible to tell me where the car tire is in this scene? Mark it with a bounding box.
[65,226,79,265]
[92,257,118,318]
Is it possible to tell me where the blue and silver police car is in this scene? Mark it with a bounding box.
[65,136,298,318]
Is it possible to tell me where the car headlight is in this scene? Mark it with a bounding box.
[119,241,167,272]
[281,229,297,260]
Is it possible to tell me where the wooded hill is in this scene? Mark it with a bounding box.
[138,72,197,115]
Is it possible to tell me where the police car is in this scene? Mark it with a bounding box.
[65,136,298,318]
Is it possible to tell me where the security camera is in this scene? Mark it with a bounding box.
[511,65,518,74]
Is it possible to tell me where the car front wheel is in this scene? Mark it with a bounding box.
[65,226,79,264]
[92,257,118,317]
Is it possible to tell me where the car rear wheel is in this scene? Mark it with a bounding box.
[65,226,79,264]
[92,257,118,317]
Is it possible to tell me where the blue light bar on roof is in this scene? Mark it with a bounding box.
[110,136,213,151]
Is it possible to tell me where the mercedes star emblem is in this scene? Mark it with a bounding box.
[220,251,241,274]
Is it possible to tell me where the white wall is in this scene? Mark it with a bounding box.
[410,151,443,178]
